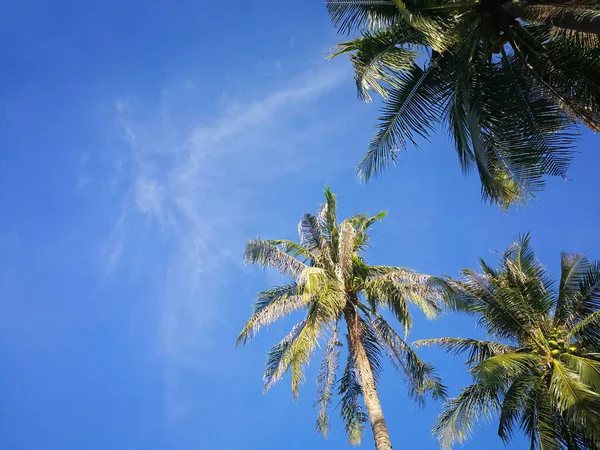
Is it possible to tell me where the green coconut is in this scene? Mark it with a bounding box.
[551,349,561,357]
[548,340,559,348]
[569,346,577,353]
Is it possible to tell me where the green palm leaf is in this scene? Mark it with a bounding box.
[434,383,501,450]
[357,58,449,181]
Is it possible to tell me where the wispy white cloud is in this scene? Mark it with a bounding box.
[104,60,351,418]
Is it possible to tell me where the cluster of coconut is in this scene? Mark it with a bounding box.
[548,327,577,358]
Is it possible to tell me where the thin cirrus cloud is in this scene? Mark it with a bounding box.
[104,60,350,381]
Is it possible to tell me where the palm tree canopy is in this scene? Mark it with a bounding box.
[327,0,600,209]
[238,187,446,444]
[416,234,600,449]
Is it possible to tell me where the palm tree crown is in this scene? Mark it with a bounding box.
[327,0,600,208]
[238,187,446,449]
[417,234,600,449]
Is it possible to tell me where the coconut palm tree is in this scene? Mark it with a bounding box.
[415,234,600,449]
[326,0,600,208]
[237,187,446,450]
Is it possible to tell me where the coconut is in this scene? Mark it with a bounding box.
[548,340,558,348]
[551,349,561,357]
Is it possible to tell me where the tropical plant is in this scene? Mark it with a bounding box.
[326,0,600,209]
[237,187,446,450]
[415,234,600,449]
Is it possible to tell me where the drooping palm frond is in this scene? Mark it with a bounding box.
[315,329,341,436]
[262,303,325,398]
[434,383,501,450]
[371,314,447,404]
[263,320,308,391]
[357,57,449,180]
[338,339,368,445]
[497,374,539,443]
[237,283,311,345]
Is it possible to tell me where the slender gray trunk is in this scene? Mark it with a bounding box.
[504,1,600,36]
[344,302,393,450]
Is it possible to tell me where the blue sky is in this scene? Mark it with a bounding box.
[1,1,599,449]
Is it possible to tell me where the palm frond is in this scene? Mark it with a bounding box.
[414,337,518,365]
[245,238,309,279]
[326,0,400,35]
[360,314,385,383]
[549,359,600,442]
[457,269,544,345]
[330,25,421,101]
[237,283,311,345]
[338,338,368,445]
[497,374,538,443]
[371,314,446,404]
[263,304,324,398]
[315,329,342,437]
[471,353,542,389]
[434,383,501,450]
[572,260,600,322]
[520,387,563,450]
[357,57,450,181]
[561,353,600,392]
[567,310,600,348]
[555,253,589,325]
[263,320,307,391]
[508,24,600,132]
[366,268,443,331]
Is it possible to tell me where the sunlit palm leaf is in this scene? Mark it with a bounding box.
[330,24,421,101]
[237,283,311,345]
[245,238,309,279]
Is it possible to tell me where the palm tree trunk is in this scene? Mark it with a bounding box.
[344,303,393,450]
[504,1,600,36]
